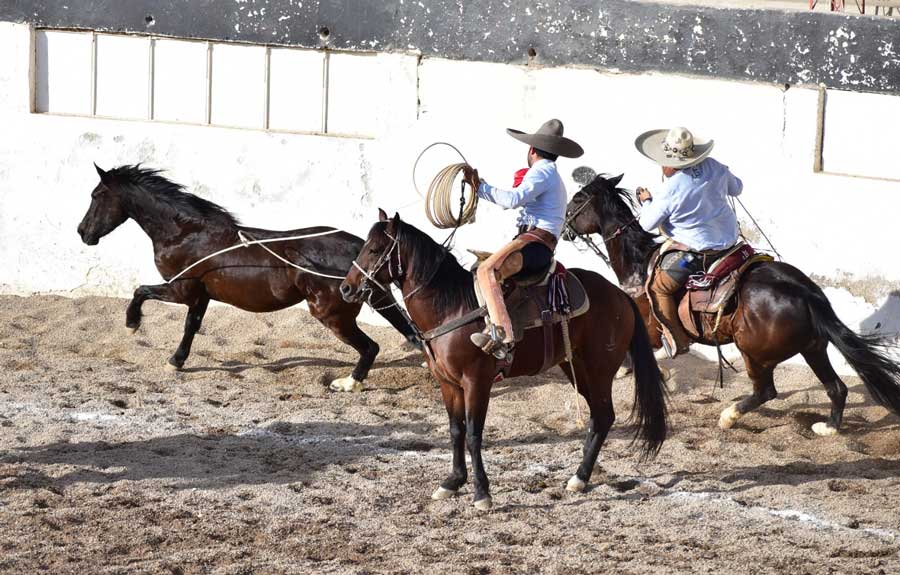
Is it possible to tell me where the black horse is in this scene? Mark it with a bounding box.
[77,164,418,390]
[565,173,900,435]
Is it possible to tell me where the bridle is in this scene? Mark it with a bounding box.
[349,224,450,349]
[351,228,404,307]
[563,193,640,267]
[350,224,447,312]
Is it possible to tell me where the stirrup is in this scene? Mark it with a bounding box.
[657,331,689,360]
[658,336,675,360]
[470,324,510,359]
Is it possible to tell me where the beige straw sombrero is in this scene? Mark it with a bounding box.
[635,127,714,169]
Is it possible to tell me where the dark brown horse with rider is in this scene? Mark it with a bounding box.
[565,173,900,435]
[341,210,669,510]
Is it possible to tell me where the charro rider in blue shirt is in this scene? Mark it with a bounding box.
[463,119,583,357]
[634,126,743,359]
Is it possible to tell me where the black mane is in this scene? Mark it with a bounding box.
[107,165,239,227]
[582,174,659,270]
[390,221,478,316]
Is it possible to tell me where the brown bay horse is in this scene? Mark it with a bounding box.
[564,173,900,435]
[77,164,419,389]
[340,210,668,510]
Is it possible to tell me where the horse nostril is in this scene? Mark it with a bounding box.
[339,282,351,296]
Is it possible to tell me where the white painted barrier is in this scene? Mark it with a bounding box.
[1,22,897,373]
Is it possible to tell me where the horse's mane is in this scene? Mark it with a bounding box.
[107,165,239,227]
[388,220,478,316]
[581,175,658,269]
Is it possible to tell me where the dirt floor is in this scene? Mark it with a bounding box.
[1,295,899,574]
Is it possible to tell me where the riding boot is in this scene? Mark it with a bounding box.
[651,270,692,358]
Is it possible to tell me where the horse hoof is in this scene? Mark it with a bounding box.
[165,363,181,373]
[566,475,586,493]
[659,366,671,382]
[431,486,457,500]
[615,367,632,380]
[812,422,838,436]
[126,326,138,335]
[329,376,362,393]
[718,404,741,430]
[421,361,428,369]
[473,497,493,511]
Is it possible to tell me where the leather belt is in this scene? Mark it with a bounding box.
[515,226,558,251]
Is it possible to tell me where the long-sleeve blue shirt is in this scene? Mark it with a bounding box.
[476,159,567,237]
[638,157,743,252]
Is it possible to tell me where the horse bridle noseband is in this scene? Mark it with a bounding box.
[351,228,404,305]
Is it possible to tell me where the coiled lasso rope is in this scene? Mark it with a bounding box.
[413,142,478,229]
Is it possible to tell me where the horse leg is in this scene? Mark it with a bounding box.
[719,354,777,430]
[801,346,848,436]
[463,377,493,510]
[309,301,379,392]
[125,283,181,333]
[167,295,210,371]
[616,352,633,379]
[432,379,467,500]
[560,359,615,492]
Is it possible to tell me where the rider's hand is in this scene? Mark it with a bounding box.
[463,165,481,191]
[636,187,652,204]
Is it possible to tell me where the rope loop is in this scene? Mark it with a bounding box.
[413,142,478,229]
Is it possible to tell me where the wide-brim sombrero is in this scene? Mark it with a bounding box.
[507,119,584,158]
[635,127,714,169]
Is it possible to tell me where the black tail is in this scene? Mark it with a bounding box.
[626,295,669,458]
[371,289,423,350]
[808,289,900,415]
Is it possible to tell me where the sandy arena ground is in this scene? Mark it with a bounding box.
[1,294,899,574]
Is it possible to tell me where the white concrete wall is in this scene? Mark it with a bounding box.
[1,22,898,372]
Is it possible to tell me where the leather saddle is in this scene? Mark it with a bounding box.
[503,263,590,342]
[469,250,590,342]
[643,242,773,344]
[678,248,774,341]
[468,253,590,374]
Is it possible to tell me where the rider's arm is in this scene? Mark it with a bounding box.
[638,185,673,233]
[726,171,743,197]
[477,168,548,209]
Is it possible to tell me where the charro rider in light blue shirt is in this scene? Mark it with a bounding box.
[476,157,568,238]
[463,119,583,357]
[634,126,743,359]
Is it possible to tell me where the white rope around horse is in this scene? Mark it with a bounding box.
[166,229,345,284]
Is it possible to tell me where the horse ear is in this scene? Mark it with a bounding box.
[378,208,388,221]
[94,163,109,182]
[384,211,400,235]
[608,173,625,188]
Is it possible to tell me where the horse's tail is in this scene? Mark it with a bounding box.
[807,287,900,415]
[371,289,423,350]
[626,294,669,458]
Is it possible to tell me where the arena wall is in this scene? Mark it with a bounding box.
[0,16,897,372]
